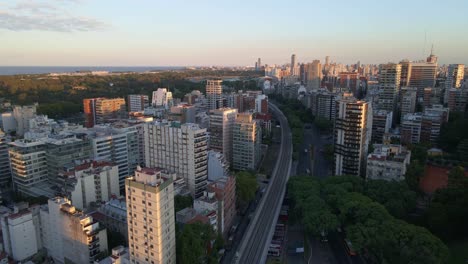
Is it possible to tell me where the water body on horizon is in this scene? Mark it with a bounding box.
[0,66,185,76]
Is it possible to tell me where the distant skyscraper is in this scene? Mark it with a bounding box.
[127,94,149,112]
[444,64,465,103]
[408,61,437,98]
[290,54,299,76]
[334,95,372,177]
[209,108,238,164]
[378,63,401,119]
[152,88,173,109]
[206,80,223,110]
[325,56,330,65]
[306,60,322,90]
[126,167,176,264]
[257,58,262,70]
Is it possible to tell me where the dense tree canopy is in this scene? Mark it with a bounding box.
[235,171,258,206]
[174,195,193,213]
[424,166,468,241]
[288,175,448,263]
[0,70,262,116]
[176,222,218,264]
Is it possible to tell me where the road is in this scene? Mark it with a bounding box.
[296,123,332,178]
[235,102,292,264]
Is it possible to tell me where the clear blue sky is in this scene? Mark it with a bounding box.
[1,0,467,66]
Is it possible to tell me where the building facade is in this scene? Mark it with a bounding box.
[127,94,149,112]
[206,80,223,110]
[60,161,120,210]
[152,88,173,109]
[40,197,108,264]
[144,121,208,197]
[232,113,261,171]
[378,63,401,116]
[366,144,411,181]
[84,98,126,128]
[334,96,371,177]
[209,108,237,164]
[126,167,176,264]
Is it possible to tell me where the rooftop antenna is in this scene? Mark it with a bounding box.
[430,44,434,56]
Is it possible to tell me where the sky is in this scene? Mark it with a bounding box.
[0,0,467,66]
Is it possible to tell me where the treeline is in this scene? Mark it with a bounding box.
[288,175,448,263]
[0,70,262,118]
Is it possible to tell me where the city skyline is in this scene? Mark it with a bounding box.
[1,0,468,66]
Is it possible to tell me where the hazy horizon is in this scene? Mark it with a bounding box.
[1,0,467,66]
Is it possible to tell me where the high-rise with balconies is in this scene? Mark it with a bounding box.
[126,166,175,264]
[444,64,465,103]
[206,80,223,110]
[144,121,208,197]
[209,108,237,164]
[378,63,401,118]
[232,113,261,171]
[334,95,372,177]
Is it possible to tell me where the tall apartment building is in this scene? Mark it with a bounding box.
[127,94,149,112]
[144,121,208,197]
[152,88,173,109]
[87,125,140,192]
[59,160,120,210]
[84,98,126,128]
[232,113,261,171]
[206,80,223,110]
[444,64,465,103]
[378,63,401,117]
[401,60,437,99]
[334,96,372,177]
[1,203,41,262]
[13,104,37,136]
[421,105,449,143]
[371,110,392,143]
[44,135,92,186]
[9,140,49,197]
[306,60,322,90]
[40,197,108,264]
[366,144,411,181]
[447,88,468,112]
[0,133,11,187]
[290,54,299,76]
[309,89,336,121]
[339,72,360,95]
[401,113,422,145]
[400,87,417,120]
[126,167,176,264]
[209,108,237,164]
